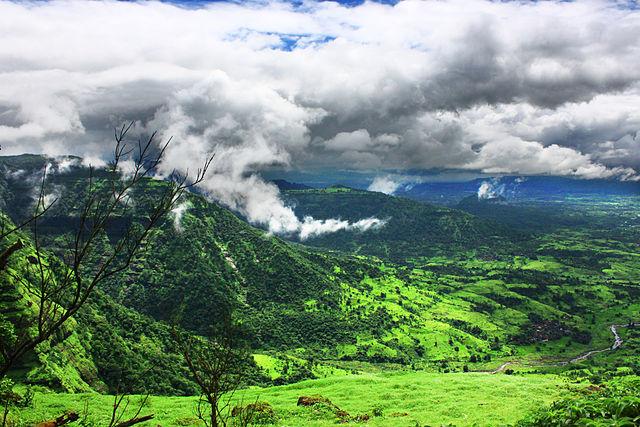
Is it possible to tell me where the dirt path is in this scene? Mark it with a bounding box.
[490,362,514,374]
[487,322,635,374]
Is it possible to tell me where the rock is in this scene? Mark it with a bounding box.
[297,395,333,407]
[297,395,352,422]
[353,414,370,422]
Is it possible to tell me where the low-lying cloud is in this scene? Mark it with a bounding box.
[477,176,528,200]
[368,176,402,195]
[1,0,640,234]
[477,178,508,200]
[171,200,192,233]
[299,216,387,241]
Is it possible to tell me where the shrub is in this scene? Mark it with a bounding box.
[372,405,384,417]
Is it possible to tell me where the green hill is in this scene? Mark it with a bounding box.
[0,157,551,384]
[2,154,640,426]
[282,186,527,260]
[0,213,198,395]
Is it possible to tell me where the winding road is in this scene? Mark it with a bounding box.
[489,322,634,374]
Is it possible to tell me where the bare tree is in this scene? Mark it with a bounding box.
[172,316,249,427]
[106,385,154,427]
[0,122,213,379]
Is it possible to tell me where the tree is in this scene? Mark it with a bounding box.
[0,122,213,379]
[106,385,154,427]
[172,315,249,427]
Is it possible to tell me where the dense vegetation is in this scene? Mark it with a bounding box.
[283,186,526,260]
[1,154,639,426]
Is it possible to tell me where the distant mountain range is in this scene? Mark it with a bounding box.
[271,173,640,206]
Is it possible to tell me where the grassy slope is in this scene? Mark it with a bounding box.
[0,213,199,395]
[0,158,539,368]
[2,157,639,381]
[19,372,569,427]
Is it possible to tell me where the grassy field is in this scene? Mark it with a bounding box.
[18,371,570,427]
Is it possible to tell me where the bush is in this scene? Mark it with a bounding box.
[519,376,640,426]
[231,401,277,425]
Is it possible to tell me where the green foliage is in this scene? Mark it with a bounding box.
[519,376,640,426]
[2,155,640,427]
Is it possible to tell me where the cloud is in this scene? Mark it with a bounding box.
[1,0,639,233]
[299,216,386,240]
[54,156,80,173]
[368,175,401,195]
[477,177,518,200]
[171,200,191,233]
[477,180,499,200]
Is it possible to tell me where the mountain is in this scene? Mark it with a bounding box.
[2,155,639,407]
[395,175,640,205]
[0,212,200,395]
[281,185,527,260]
[0,157,568,382]
[271,179,314,191]
[455,195,590,232]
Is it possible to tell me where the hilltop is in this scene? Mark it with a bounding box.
[281,185,527,260]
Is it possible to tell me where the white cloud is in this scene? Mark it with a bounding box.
[368,175,401,195]
[299,216,386,240]
[171,200,191,233]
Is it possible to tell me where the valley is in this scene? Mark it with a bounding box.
[1,155,639,426]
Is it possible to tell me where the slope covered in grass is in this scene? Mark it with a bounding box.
[18,371,569,427]
[2,155,639,387]
[0,213,201,395]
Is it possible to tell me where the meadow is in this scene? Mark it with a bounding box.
[18,372,570,426]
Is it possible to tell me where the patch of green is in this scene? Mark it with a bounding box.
[519,376,640,426]
[17,372,568,427]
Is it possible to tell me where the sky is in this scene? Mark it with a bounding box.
[0,0,639,235]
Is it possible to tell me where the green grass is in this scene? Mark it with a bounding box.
[253,353,351,380]
[17,372,569,426]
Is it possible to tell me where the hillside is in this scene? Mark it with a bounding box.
[2,155,640,426]
[455,195,590,232]
[0,158,590,370]
[282,186,527,260]
[1,157,530,371]
[0,212,201,395]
